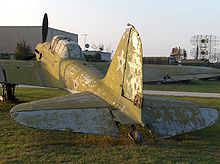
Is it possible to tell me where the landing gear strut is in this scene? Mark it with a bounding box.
[1,83,17,102]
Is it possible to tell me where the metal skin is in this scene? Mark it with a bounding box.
[10,26,145,136]
[142,96,218,139]
[7,25,219,139]
[34,26,143,125]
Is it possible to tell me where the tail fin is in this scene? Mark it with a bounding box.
[103,25,143,108]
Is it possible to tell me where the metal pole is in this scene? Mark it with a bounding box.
[81,34,87,51]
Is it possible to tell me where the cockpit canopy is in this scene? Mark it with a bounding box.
[50,35,84,59]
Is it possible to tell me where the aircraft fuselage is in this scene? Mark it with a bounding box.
[35,42,143,125]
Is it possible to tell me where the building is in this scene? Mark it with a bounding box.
[0,26,78,59]
[83,50,111,62]
[143,57,169,65]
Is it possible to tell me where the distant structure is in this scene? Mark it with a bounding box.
[82,50,111,62]
[190,35,220,63]
[143,47,187,66]
[0,26,78,59]
[143,57,168,65]
[168,47,187,64]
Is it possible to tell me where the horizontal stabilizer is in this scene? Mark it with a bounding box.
[10,92,119,136]
[142,96,218,139]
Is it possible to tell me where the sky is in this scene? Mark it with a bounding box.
[1,0,220,57]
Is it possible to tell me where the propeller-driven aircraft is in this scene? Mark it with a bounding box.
[87,62,220,84]
[142,64,220,83]
[0,14,218,139]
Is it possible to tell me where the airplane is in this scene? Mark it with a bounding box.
[142,64,220,83]
[0,14,218,140]
[86,62,220,84]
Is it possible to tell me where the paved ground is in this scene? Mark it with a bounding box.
[3,84,220,98]
[144,90,220,98]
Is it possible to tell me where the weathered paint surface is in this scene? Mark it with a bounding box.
[142,96,218,139]
[53,27,144,125]
[10,92,119,136]
[123,30,143,104]
[7,25,219,139]
[11,108,119,136]
[10,26,144,137]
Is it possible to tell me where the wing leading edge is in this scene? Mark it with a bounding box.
[10,92,119,136]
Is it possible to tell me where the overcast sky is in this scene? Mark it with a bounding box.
[1,0,220,57]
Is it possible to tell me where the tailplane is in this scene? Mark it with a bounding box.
[103,25,143,108]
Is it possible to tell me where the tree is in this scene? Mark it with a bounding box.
[15,40,33,60]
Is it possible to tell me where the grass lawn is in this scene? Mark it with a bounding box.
[0,88,220,163]
[144,80,220,93]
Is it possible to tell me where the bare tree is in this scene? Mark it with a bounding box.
[91,43,104,51]
[91,43,114,53]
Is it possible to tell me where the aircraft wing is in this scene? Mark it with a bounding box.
[142,95,218,139]
[0,60,64,88]
[10,91,120,136]
[89,62,220,83]
[143,64,220,83]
